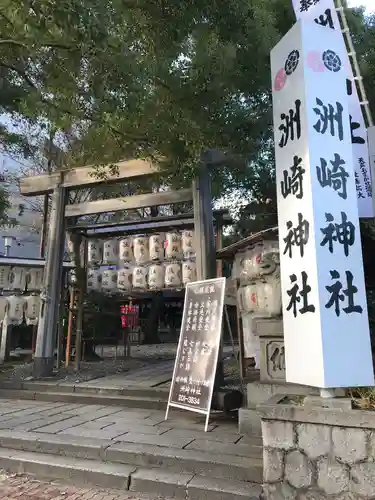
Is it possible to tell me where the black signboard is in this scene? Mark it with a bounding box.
[166,278,226,431]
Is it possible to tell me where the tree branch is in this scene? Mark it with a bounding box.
[0,11,14,28]
[0,39,28,48]
[0,59,151,145]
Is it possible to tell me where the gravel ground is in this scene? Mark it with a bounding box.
[0,473,166,500]
[0,344,177,384]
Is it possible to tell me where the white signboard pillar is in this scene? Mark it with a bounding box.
[271,20,374,388]
[369,126,375,184]
[290,0,374,218]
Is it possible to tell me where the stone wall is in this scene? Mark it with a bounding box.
[258,396,375,499]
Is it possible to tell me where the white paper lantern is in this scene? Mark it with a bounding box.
[103,239,119,265]
[241,284,259,313]
[149,234,164,262]
[25,295,41,325]
[87,240,102,266]
[182,260,197,285]
[240,245,278,281]
[241,281,282,317]
[165,262,182,288]
[6,295,25,325]
[8,267,27,291]
[26,268,44,292]
[165,231,182,260]
[181,230,195,258]
[0,267,10,290]
[148,263,165,290]
[117,266,133,292]
[132,265,148,290]
[133,235,149,264]
[258,280,282,317]
[119,237,134,263]
[101,269,118,292]
[0,297,7,322]
[87,269,102,292]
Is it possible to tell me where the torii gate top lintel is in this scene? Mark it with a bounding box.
[19,159,159,197]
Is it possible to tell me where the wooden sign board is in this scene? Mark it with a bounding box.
[165,277,226,432]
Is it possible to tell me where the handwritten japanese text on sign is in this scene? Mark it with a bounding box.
[168,278,226,414]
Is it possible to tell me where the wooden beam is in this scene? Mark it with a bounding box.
[19,159,160,196]
[65,189,193,217]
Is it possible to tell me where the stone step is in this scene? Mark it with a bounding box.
[16,381,170,400]
[0,447,134,490]
[0,388,167,410]
[0,429,263,483]
[0,447,262,499]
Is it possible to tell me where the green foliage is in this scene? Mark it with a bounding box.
[0,0,296,181]
[346,9,375,115]
[0,186,10,224]
[0,0,374,204]
[0,184,17,227]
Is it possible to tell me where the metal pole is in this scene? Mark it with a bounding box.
[192,179,205,281]
[65,288,75,368]
[236,281,246,380]
[216,220,223,278]
[34,183,67,377]
[56,276,67,369]
[192,159,217,281]
[193,154,224,386]
[74,237,87,372]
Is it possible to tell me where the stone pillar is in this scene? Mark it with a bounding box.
[34,184,67,378]
[253,317,285,383]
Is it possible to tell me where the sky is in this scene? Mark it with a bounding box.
[347,0,374,13]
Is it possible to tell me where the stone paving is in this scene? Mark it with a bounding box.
[0,398,253,447]
[0,344,179,385]
[0,473,165,499]
[0,344,239,387]
[0,399,262,498]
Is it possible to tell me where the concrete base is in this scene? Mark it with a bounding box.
[246,380,318,407]
[240,381,318,436]
[239,381,347,436]
[33,357,55,378]
[212,390,243,413]
[239,407,262,435]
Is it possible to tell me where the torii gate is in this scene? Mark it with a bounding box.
[19,153,226,377]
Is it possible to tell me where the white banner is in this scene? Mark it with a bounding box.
[272,20,373,387]
[369,126,375,186]
[291,0,374,217]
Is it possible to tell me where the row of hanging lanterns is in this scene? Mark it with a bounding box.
[0,294,41,326]
[87,260,197,293]
[0,266,44,292]
[87,230,195,267]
